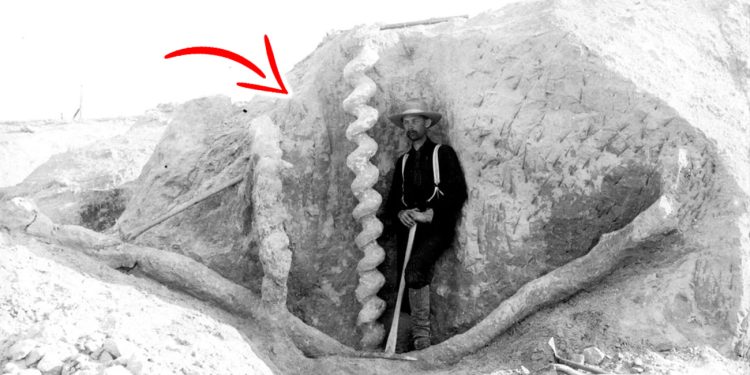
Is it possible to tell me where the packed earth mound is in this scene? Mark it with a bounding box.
[115,0,749,356]
[2,0,749,374]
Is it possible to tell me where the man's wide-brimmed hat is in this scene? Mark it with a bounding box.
[388,99,442,129]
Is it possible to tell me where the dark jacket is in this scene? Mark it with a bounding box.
[383,137,468,235]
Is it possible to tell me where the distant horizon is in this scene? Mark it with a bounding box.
[0,97,200,123]
[0,0,512,122]
[0,114,153,124]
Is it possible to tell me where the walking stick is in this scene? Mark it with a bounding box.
[384,223,417,355]
[120,175,244,241]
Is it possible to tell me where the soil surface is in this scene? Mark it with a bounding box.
[2,229,749,374]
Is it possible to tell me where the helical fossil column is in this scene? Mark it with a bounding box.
[246,115,293,309]
[342,30,387,349]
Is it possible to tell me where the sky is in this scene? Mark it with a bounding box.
[0,0,511,121]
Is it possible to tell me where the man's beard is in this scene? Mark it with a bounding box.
[407,130,421,140]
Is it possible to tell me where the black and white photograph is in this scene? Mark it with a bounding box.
[1,1,749,374]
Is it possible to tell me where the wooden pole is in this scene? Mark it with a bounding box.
[384,224,417,354]
[121,175,244,241]
[380,15,468,30]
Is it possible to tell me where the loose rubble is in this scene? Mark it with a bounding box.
[582,347,605,365]
[2,335,145,375]
[0,233,277,375]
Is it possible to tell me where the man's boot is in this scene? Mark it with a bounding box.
[408,285,431,350]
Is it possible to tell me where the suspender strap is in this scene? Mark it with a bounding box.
[427,145,443,202]
[401,144,445,205]
[401,154,409,206]
[432,145,441,186]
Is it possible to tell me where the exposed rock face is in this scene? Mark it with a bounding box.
[115,97,262,300]
[115,0,749,353]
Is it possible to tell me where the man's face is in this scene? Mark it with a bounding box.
[403,115,431,141]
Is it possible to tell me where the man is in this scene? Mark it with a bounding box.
[383,99,468,350]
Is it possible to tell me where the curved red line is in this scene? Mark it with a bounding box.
[263,35,288,94]
[237,82,285,93]
[165,46,265,79]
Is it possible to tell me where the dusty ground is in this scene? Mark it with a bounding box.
[2,227,748,374]
[0,231,279,375]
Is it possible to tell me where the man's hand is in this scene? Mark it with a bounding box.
[413,208,433,223]
[398,208,434,227]
[398,209,418,227]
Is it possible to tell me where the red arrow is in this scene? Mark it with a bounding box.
[165,35,288,95]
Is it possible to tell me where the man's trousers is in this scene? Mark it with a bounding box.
[395,222,454,289]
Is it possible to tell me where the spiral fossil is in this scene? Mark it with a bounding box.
[342,29,387,349]
[245,115,293,308]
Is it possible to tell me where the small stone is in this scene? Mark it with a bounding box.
[69,354,88,365]
[582,347,606,365]
[18,369,42,375]
[98,351,115,363]
[100,365,132,375]
[530,351,546,361]
[79,334,105,355]
[60,361,78,375]
[36,347,70,375]
[8,340,37,361]
[633,358,644,367]
[101,339,136,360]
[570,354,585,365]
[115,354,143,375]
[83,341,99,355]
[40,366,62,375]
[3,361,25,373]
[91,347,103,360]
[101,340,119,358]
[23,349,43,367]
[125,360,142,375]
[633,366,644,373]
[519,365,530,375]
[68,356,96,375]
